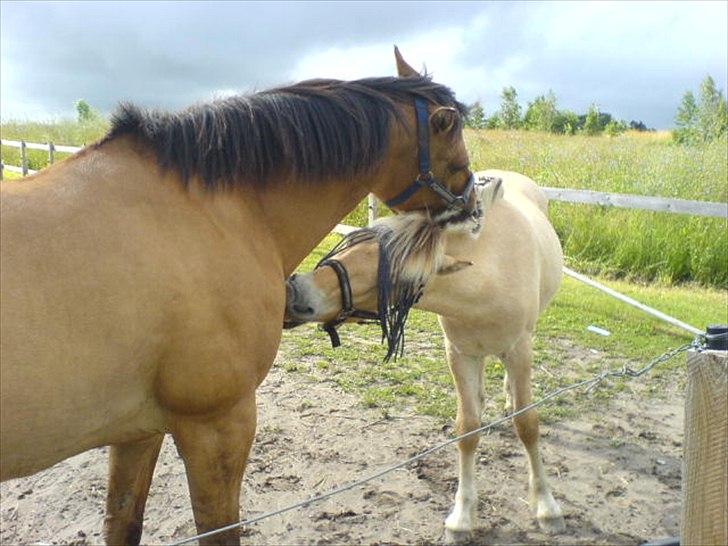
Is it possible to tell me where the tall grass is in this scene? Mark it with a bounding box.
[466,130,727,288]
[1,119,108,171]
[2,120,726,287]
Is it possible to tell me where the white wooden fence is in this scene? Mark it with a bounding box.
[2,138,727,220]
[0,139,82,177]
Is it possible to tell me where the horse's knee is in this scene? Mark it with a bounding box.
[513,409,540,448]
[170,396,256,544]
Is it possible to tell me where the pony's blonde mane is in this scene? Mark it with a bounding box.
[372,211,445,288]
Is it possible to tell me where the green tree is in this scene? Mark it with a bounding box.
[466,102,486,129]
[604,119,627,137]
[524,90,558,132]
[485,114,500,129]
[553,110,579,134]
[583,104,601,135]
[75,99,99,124]
[697,75,727,142]
[498,86,522,129]
[673,91,699,144]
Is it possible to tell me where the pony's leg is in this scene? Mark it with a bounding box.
[443,337,484,542]
[104,433,164,546]
[502,370,513,414]
[501,337,564,533]
[170,393,257,546]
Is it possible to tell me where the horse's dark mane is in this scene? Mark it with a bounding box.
[104,76,466,189]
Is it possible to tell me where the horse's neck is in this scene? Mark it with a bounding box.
[254,178,371,275]
[58,137,372,276]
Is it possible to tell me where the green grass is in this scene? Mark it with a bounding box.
[466,129,727,288]
[283,235,726,424]
[1,118,108,173]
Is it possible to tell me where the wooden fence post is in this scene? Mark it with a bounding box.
[681,347,728,545]
[20,140,28,176]
[48,142,55,165]
[368,194,378,227]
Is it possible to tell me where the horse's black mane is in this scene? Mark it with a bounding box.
[105,76,466,189]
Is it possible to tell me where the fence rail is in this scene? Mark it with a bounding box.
[0,138,82,178]
[542,186,727,218]
[2,139,727,219]
[1,139,83,154]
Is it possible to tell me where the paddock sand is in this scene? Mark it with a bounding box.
[1,339,683,546]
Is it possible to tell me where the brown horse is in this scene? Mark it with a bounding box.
[0,50,475,545]
[285,171,565,541]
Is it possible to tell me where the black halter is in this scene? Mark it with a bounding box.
[385,97,476,213]
[317,258,380,348]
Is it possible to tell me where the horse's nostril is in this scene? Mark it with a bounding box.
[289,273,298,282]
[292,304,314,315]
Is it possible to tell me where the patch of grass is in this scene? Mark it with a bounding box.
[468,130,728,287]
[1,118,108,172]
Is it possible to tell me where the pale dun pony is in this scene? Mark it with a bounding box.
[285,171,566,541]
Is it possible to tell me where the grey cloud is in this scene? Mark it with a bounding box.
[1,1,726,128]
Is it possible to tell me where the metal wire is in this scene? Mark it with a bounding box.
[167,339,698,546]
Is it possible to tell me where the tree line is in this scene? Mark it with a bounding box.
[465,75,727,143]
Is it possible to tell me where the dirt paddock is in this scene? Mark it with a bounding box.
[1,339,683,545]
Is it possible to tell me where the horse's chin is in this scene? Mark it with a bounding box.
[282,319,307,329]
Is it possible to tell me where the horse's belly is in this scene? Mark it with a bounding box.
[0,317,165,481]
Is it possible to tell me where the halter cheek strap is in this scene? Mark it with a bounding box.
[385,97,475,212]
[318,258,379,348]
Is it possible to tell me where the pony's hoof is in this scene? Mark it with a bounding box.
[537,514,565,534]
[444,528,473,544]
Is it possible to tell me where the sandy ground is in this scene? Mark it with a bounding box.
[1,342,683,546]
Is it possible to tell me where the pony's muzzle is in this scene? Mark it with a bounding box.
[285,275,317,323]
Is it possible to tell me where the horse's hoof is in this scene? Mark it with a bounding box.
[444,528,473,544]
[537,514,565,534]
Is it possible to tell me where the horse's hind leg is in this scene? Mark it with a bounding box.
[170,393,257,546]
[501,336,564,533]
[104,433,164,546]
[442,334,485,542]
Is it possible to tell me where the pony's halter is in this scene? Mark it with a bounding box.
[385,97,476,215]
[317,258,380,348]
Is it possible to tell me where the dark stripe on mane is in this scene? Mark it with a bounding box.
[105,76,466,189]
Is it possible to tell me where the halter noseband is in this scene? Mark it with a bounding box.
[385,97,476,214]
[318,258,380,348]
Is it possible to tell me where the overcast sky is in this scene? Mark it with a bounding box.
[1,1,726,128]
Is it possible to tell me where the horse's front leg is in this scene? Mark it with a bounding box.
[501,336,564,533]
[442,335,485,543]
[170,393,257,546]
[105,433,164,545]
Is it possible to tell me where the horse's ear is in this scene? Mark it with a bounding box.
[430,106,460,134]
[394,45,420,78]
[437,256,473,275]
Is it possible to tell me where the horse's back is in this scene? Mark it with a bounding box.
[480,169,548,213]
